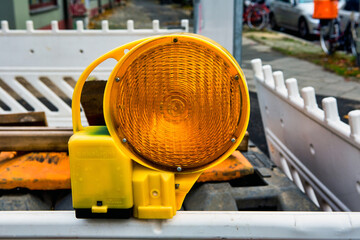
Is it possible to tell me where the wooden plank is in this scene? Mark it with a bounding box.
[237,131,249,152]
[0,127,71,131]
[0,112,47,126]
[80,80,106,125]
[0,127,72,152]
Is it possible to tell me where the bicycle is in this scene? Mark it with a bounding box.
[319,16,360,65]
[350,13,360,65]
[319,18,343,55]
[243,0,270,30]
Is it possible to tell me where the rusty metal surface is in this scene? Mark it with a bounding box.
[0,152,17,162]
[197,151,254,182]
[0,144,319,212]
[0,150,252,190]
[0,152,70,190]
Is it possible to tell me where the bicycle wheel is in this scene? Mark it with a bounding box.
[320,20,338,55]
[348,22,360,66]
[350,32,360,66]
[247,8,268,30]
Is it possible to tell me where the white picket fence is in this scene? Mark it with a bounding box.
[0,19,189,127]
[251,58,360,211]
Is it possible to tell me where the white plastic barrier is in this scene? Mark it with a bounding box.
[251,58,360,212]
[1,211,360,239]
[0,19,189,127]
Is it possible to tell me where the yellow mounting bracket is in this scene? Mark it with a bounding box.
[71,39,146,134]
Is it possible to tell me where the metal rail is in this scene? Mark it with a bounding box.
[0,211,359,239]
[0,127,72,151]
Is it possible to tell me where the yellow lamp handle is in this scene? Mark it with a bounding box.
[72,39,144,133]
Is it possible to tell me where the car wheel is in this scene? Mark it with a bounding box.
[269,13,279,30]
[298,18,309,39]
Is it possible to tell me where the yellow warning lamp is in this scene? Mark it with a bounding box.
[69,33,250,219]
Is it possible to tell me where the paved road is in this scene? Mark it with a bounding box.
[91,0,192,29]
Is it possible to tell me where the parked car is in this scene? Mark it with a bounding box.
[269,0,319,38]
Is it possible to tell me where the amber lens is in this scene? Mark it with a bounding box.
[108,36,247,172]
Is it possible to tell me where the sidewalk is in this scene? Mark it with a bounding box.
[241,37,360,101]
[89,0,192,29]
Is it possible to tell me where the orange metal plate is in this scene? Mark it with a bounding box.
[197,151,254,182]
[0,150,253,190]
[0,152,70,190]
